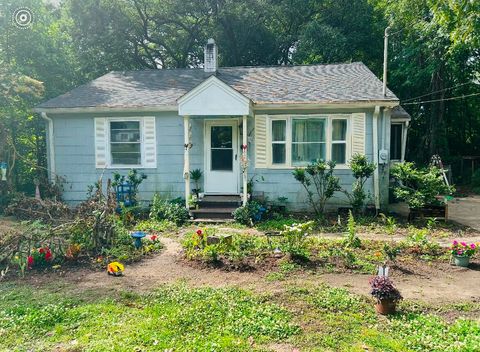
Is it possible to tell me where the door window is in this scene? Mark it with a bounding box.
[211,126,233,171]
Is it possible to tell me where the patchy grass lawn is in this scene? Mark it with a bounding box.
[1,282,479,352]
[0,283,298,351]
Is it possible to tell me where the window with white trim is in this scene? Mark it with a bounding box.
[331,119,348,164]
[109,121,142,166]
[267,115,350,167]
[390,123,403,161]
[271,119,287,165]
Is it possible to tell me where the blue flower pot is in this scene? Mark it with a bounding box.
[453,255,470,268]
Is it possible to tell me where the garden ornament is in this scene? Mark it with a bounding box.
[131,231,147,249]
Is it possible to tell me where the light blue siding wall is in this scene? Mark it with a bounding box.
[51,107,386,211]
[52,111,185,204]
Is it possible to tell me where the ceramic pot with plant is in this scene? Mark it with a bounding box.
[190,169,203,197]
[449,241,476,267]
[369,276,402,315]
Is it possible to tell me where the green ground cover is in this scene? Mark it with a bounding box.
[0,282,479,352]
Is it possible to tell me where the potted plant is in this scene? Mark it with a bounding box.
[390,162,454,220]
[449,240,476,267]
[190,169,203,198]
[369,276,402,315]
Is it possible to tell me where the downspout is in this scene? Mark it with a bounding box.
[41,112,55,184]
[373,106,380,210]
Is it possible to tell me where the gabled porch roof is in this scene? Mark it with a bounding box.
[178,76,252,116]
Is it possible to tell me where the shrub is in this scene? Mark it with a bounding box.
[112,169,147,205]
[280,221,315,259]
[150,194,189,226]
[233,201,264,226]
[345,154,376,214]
[293,159,341,218]
[383,242,401,263]
[369,276,402,302]
[390,162,454,209]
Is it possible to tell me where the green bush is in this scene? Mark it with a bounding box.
[345,154,376,214]
[391,162,454,209]
[293,160,341,218]
[150,194,189,226]
[233,201,263,226]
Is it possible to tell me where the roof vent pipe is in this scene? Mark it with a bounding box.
[204,38,218,73]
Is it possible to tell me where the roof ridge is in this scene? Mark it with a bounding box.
[109,62,364,74]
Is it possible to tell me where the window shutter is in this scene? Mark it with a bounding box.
[143,116,157,168]
[94,118,107,168]
[254,115,268,168]
[351,113,366,155]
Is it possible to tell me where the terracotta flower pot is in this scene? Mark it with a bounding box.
[375,299,396,315]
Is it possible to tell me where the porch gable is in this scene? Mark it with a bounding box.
[178,76,251,116]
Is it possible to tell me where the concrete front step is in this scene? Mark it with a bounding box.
[199,195,241,208]
[191,207,237,220]
[188,218,235,224]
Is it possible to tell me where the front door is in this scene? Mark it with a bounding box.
[205,120,239,194]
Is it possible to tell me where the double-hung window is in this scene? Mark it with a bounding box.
[271,119,287,165]
[110,121,142,166]
[331,119,348,164]
[268,115,350,167]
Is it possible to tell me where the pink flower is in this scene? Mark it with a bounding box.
[470,243,476,249]
[461,242,467,247]
[457,250,464,255]
[452,240,458,246]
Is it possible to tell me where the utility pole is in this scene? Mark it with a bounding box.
[383,26,390,97]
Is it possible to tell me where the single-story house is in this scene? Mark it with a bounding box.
[35,39,410,219]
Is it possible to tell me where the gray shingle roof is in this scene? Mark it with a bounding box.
[36,62,398,109]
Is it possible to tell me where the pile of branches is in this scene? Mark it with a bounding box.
[74,179,118,253]
[4,194,73,224]
[0,221,70,267]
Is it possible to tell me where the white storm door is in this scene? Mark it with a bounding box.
[205,120,239,194]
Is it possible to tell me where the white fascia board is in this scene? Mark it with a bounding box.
[254,101,399,111]
[33,105,178,114]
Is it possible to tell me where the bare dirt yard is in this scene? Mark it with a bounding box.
[16,233,480,304]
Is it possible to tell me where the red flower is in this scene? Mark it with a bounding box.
[150,235,158,241]
[27,255,34,269]
[45,250,53,261]
[196,229,203,236]
[39,247,45,254]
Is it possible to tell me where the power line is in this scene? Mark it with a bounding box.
[402,92,480,105]
[402,82,476,103]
